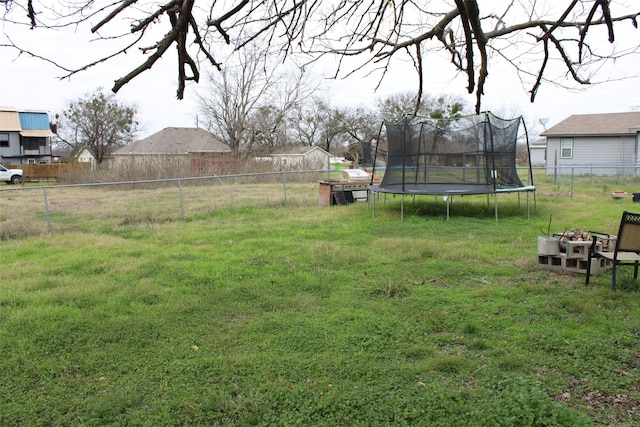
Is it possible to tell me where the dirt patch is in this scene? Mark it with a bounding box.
[556,373,639,425]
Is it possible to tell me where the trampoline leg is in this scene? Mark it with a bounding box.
[446,196,450,221]
[494,194,498,223]
[372,192,376,217]
[401,194,404,221]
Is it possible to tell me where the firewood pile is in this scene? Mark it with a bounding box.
[553,228,617,253]
[554,229,591,252]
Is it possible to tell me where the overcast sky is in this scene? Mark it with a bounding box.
[1,3,639,139]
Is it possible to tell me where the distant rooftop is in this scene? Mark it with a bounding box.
[541,112,640,137]
[112,127,230,155]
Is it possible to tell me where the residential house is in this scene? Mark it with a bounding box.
[269,146,332,170]
[0,107,55,165]
[76,147,97,170]
[541,112,640,176]
[528,137,546,167]
[111,127,233,176]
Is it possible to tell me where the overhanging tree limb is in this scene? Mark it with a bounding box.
[112,0,198,99]
[4,1,640,112]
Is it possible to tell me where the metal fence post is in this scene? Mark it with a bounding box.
[570,167,574,199]
[281,171,288,205]
[43,187,51,234]
[178,178,185,219]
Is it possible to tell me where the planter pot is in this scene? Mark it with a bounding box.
[538,236,560,255]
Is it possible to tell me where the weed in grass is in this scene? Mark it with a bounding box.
[497,354,528,372]
[461,321,481,335]
[470,285,495,298]
[118,211,178,226]
[0,219,45,240]
[424,353,475,374]
[478,376,593,426]
[369,277,410,298]
[466,338,490,351]
[403,343,438,361]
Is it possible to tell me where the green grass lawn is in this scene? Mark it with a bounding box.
[1,180,639,426]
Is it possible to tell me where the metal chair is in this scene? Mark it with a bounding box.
[585,211,640,291]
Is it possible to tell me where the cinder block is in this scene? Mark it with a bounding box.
[537,252,612,275]
[590,257,613,274]
[537,253,565,272]
[538,237,560,255]
[565,240,600,259]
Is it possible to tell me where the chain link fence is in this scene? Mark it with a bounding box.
[537,164,639,181]
[531,165,640,198]
[3,164,640,239]
[0,170,340,240]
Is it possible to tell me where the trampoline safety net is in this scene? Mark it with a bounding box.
[374,112,529,195]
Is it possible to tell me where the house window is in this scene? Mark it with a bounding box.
[22,138,40,152]
[0,133,8,148]
[560,138,573,159]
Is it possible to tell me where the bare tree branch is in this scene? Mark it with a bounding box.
[538,0,579,42]
[112,0,198,99]
[530,36,550,102]
[92,0,140,33]
[207,0,249,44]
[3,1,639,112]
[455,0,476,94]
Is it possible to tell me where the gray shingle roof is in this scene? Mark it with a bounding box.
[541,112,640,137]
[113,127,230,155]
[271,145,327,155]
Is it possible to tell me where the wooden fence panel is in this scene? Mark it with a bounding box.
[23,163,91,182]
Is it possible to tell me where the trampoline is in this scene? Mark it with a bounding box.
[369,112,536,221]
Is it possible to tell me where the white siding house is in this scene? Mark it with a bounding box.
[541,112,640,176]
[528,137,546,167]
[76,148,97,170]
[269,146,332,170]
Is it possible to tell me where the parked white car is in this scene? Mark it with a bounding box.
[0,164,23,184]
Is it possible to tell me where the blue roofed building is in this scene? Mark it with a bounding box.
[0,107,56,165]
